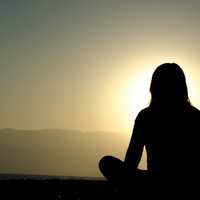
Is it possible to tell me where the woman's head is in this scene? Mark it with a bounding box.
[150,63,189,108]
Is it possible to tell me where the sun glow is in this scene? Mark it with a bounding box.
[184,67,200,109]
[117,66,154,134]
[123,68,153,119]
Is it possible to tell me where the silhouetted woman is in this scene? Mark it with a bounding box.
[99,63,200,196]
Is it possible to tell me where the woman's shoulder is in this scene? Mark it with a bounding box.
[185,104,200,114]
[185,105,200,121]
[136,107,152,120]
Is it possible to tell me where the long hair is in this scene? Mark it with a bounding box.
[149,63,190,109]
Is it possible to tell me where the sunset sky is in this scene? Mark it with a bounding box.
[1,0,200,134]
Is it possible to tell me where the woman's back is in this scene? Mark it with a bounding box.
[138,104,200,178]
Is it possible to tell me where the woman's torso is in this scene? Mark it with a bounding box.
[139,104,200,177]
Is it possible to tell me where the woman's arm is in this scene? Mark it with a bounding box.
[124,114,145,169]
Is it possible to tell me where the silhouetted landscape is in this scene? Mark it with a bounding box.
[2,1,200,199]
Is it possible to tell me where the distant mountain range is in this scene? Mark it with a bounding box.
[0,129,138,177]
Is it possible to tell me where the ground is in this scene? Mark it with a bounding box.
[1,179,118,200]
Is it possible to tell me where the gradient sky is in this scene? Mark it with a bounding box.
[1,0,200,133]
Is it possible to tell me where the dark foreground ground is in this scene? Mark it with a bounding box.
[0,174,197,199]
[0,176,118,200]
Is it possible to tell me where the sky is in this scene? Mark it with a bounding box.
[1,0,200,134]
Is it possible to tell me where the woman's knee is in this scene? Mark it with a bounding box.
[99,155,113,172]
[99,156,124,174]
